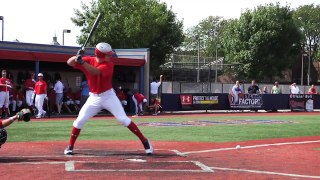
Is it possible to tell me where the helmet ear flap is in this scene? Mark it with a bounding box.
[0,128,7,147]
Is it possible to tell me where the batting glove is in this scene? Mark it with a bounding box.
[76,55,85,65]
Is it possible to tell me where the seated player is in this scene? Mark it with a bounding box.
[147,98,162,115]
[73,90,81,112]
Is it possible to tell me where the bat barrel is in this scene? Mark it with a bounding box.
[83,13,102,48]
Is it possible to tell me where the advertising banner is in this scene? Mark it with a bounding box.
[228,93,263,109]
[180,94,219,110]
[289,94,314,112]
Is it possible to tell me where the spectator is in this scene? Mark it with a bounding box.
[270,81,282,94]
[80,75,89,108]
[307,84,317,94]
[290,83,300,94]
[150,75,163,100]
[53,74,64,115]
[231,81,243,104]
[262,86,268,94]
[116,86,127,106]
[132,90,147,117]
[247,80,260,94]
[34,73,48,118]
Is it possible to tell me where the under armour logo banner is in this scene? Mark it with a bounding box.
[180,95,192,105]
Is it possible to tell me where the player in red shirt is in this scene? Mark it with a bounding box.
[34,73,48,118]
[148,98,162,115]
[64,42,153,155]
[24,72,36,109]
[132,90,147,117]
[0,70,12,118]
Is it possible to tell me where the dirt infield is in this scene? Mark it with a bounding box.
[1,136,320,180]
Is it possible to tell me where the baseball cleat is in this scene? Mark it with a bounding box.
[64,146,74,155]
[143,139,153,155]
[42,111,46,118]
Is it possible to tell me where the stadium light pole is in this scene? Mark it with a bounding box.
[215,44,221,84]
[301,52,308,86]
[0,16,4,41]
[62,29,71,45]
[197,35,200,82]
[307,44,313,86]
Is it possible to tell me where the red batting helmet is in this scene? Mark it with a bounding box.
[95,42,113,58]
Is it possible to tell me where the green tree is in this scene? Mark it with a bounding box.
[293,4,320,84]
[72,0,184,75]
[222,3,302,82]
[179,16,224,58]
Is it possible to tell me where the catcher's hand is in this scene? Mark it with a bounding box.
[16,108,31,122]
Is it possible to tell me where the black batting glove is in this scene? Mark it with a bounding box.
[75,55,85,65]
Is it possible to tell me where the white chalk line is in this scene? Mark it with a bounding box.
[211,166,320,179]
[65,160,213,173]
[181,140,320,155]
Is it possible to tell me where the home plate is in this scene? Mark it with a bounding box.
[126,158,147,162]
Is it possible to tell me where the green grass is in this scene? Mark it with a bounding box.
[5,114,320,143]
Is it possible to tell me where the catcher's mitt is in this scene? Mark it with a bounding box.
[16,108,31,122]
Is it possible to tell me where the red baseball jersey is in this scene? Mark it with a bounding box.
[35,80,47,94]
[25,78,36,91]
[0,121,3,128]
[134,93,145,103]
[74,56,113,94]
[0,78,11,91]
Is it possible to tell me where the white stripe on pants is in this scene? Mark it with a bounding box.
[73,89,131,129]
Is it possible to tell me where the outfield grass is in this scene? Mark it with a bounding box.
[5,114,320,143]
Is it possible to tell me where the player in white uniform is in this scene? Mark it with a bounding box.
[0,70,12,118]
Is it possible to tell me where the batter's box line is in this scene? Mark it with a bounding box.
[210,166,320,179]
[65,160,214,173]
[176,140,320,155]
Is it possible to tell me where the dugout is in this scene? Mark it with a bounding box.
[0,41,150,112]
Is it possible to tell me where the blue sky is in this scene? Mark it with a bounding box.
[0,0,318,46]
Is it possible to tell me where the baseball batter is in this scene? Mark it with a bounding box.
[24,72,36,108]
[0,70,12,118]
[64,42,153,155]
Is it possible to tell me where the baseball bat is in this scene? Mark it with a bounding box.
[82,13,102,49]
